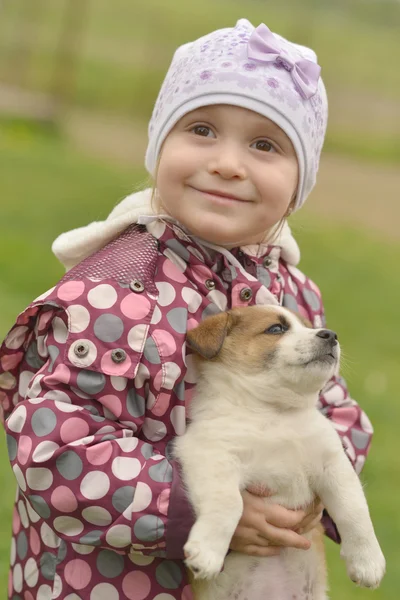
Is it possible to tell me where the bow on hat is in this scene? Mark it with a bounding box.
[247,24,321,100]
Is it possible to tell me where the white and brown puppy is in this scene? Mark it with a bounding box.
[174,305,385,600]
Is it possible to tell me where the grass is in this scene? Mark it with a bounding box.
[0,123,399,597]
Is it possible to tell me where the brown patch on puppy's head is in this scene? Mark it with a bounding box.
[186,311,240,360]
[187,306,294,371]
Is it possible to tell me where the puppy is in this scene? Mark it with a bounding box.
[174,305,385,600]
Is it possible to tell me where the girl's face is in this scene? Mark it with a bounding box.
[156,104,299,247]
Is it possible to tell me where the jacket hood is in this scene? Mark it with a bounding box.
[52,188,301,271]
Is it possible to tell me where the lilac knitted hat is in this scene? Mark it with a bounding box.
[145,18,328,211]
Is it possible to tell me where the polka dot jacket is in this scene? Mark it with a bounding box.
[0,220,373,600]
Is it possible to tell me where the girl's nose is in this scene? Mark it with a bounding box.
[207,144,247,180]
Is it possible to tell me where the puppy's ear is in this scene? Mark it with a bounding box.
[187,311,239,360]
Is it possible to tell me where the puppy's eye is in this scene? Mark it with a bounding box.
[265,324,288,335]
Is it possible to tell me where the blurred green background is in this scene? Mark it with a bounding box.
[0,0,399,598]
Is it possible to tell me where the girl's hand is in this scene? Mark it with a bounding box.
[294,496,324,535]
[229,490,322,557]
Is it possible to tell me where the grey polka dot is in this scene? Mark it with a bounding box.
[173,380,185,402]
[134,515,164,542]
[11,596,22,600]
[143,337,161,364]
[40,552,57,580]
[16,531,28,560]
[94,314,124,343]
[126,390,145,418]
[165,440,175,461]
[90,414,106,423]
[77,370,106,395]
[303,289,321,312]
[31,408,57,437]
[351,429,370,450]
[283,293,299,312]
[79,531,102,545]
[101,434,117,442]
[256,266,271,288]
[150,549,166,557]
[155,560,183,589]
[7,435,17,461]
[56,540,67,564]
[202,304,222,320]
[25,342,46,369]
[56,451,83,481]
[165,239,190,261]
[83,404,100,416]
[149,459,173,483]
[47,345,59,373]
[167,308,188,334]
[141,443,154,459]
[28,495,51,519]
[112,486,135,513]
[96,549,124,578]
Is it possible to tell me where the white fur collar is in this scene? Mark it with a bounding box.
[52,188,301,270]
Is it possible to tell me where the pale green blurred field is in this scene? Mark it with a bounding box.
[0,0,399,598]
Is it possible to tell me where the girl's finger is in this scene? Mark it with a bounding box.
[260,522,311,550]
[241,545,282,557]
[264,504,306,529]
[298,512,324,535]
[232,526,271,548]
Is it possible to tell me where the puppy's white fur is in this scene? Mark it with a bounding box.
[174,306,385,600]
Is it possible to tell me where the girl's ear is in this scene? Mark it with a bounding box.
[186,311,239,360]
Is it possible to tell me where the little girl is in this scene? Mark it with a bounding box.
[0,18,373,600]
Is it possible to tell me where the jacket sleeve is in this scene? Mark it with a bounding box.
[303,277,374,544]
[3,306,194,559]
[318,374,373,543]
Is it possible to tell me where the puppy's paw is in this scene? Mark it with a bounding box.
[184,540,224,580]
[342,541,386,589]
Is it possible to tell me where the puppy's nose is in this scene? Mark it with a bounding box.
[316,329,338,345]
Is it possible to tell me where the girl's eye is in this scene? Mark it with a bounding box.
[265,323,288,334]
[252,140,275,152]
[191,125,214,137]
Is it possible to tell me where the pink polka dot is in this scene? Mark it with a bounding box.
[120,295,151,319]
[298,305,310,320]
[157,488,170,516]
[8,570,12,598]
[57,281,85,302]
[101,350,132,376]
[192,264,213,285]
[38,310,54,332]
[24,591,35,600]
[17,435,32,466]
[154,369,163,392]
[182,585,194,600]
[60,418,90,444]
[150,392,171,417]
[1,351,23,371]
[122,572,151,600]
[152,330,177,357]
[331,407,358,429]
[98,394,122,418]
[12,507,21,535]
[163,260,187,283]
[51,486,78,512]
[187,318,199,331]
[86,442,113,466]
[232,283,253,307]
[65,559,92,590]
[0,391,9,412]
[47,364,71,385]
[29,526,41,555]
